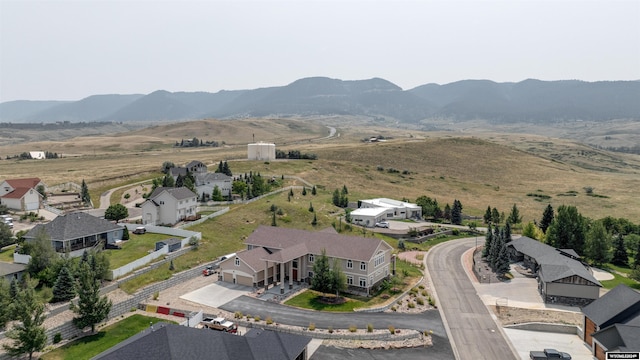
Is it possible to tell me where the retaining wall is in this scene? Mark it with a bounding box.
[504,322,579,334]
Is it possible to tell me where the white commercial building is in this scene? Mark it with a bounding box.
[247,142,276,161]
[350,198,422,227]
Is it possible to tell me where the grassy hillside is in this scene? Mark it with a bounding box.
[1,117,639,221]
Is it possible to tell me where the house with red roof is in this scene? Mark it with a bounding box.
[0,177,45,211]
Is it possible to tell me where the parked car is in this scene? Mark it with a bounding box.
[530,348,571,360]
[202,265,215,276]
[375,221,389,228]
[132,226,146,235]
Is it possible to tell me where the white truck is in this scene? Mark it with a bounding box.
[199,317,237,333]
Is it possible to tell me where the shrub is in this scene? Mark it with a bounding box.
[408,301,415,308]
[246,314,251,320]
[153,291,159,300]
[388,325,395,334]
[418,284,425,289]
[254,315,260,322]
[416,297,424,306]
[391,306,397,312]
[266,316,273,325]
[349,325,357,333]
[234,311,243,319]
[308,322,316,331]
[53,333,62,344]
[328,326,333,333]
[367,323,373,333]
[428,296,436,307]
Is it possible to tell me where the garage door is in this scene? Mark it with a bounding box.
[236,275,253,287]
[25,202,39,211]
[222,272,234,284]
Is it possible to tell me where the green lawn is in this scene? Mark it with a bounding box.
[104,233,174,269]
[41,314,176,360]
[600,271,640,290]
[284,289,366,311]
[0,244,16,262]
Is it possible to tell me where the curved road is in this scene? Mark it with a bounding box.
[426,238,517,360]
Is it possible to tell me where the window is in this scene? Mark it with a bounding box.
[292,259,298,268]
[360,262,366,271]
[347,276,353,285]
[159,201,165,205]
[309,254,314,262]
[235,257,240,266]
[359,277,367,287]
[347,260,353,269]
[375,253,385,267]
[308,271,314,279]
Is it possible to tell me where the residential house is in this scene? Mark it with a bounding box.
[141,187,198,226]
[195,172,232,200]
[0,262,27,282]
[23,211,124,258]
[94,323,311,360]
[29,151,46,160]
[169,160,207,180]
[582,284,640,359]
[506,236,601,306]
[0,177,45,211]
[350,198,422,227]
[219,226,394,295]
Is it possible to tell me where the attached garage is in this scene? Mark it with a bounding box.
[236,275,253,287]
[221,271,253,286]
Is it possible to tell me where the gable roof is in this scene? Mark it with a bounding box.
[93,323,310,360]
[583,284,640,327]
[2,187,38,199]
[592,323,640,352]
[507,236,600,286]
[24,212,122,241]
[195,172,232,184]
[147,187,196,201]
[234,247,271,271]
[245,225,392,262]
[4,178,42,189]
[0,262,27,277]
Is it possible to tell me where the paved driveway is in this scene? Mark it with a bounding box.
[180,282,252,308]
[504,328,593,360]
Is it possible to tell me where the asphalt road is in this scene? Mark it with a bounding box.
[426,238,518,360]
[221,296,454,359]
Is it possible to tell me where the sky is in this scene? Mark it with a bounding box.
[1,0,639,102]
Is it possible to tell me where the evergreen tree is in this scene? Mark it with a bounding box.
[71,262,112,333]
[211,185,224,201]
[3,281,47,360]
[332,189,340,207]
[584,221,611,265]
[289,188,294,197]
[311,249,332,297]
[302,187,307,196]
[222,161,232,176]
[482,224,493,258]
[495,241,511,274]
[444,204,451,222]
[491,207,501,224]
[81,179,91,205]
[271,212,277,227]
[216,161,223,173]
[546,205,587,254]
[122,226,129,241]
[183,176,196,194]
[309,202,314,212]
[342,185,348,195]
[504,222,512,242]
[9,278,19,299]
[611,234,629,267]
[52,262,76,303]
[175,174,184,188]
[161,174,175,187]
[311,213,317,226]
[484,206,492,224]
[540,204,554,233]
[340,194,349,208]
[451,199,463,225]
[311,186,317,196]
[507,204,522,224]
[489,229,503,270]
[634,241,640,268]
[0,279,12,328]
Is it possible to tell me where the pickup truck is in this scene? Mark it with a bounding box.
[530,348,572,360]
[202,265,215,276]
[199,317,237,333]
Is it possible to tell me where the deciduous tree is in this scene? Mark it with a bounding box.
[585,221,611,266]
[546,205,587,254]
[3,280,47,360]
[104,204,128,223]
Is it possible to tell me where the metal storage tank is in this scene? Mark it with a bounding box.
[247,142,276,161]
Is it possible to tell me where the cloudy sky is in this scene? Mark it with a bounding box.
[1,0,638,102]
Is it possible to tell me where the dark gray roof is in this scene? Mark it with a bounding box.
[507,237,600,286]
[156,238,182,246]
[93,323,310,360]
[169,167,187,178]
[147,187,196,201]
[583,284,640,327]
[0,261,26,277]
[24,212,122,241]
[195,172,232,185]
[592,323,640,352]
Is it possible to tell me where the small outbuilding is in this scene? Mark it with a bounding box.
[155,238,182,253]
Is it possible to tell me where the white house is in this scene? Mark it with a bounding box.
[29,151,46,160]
[248,142,276,161]
[141,187,198,226]
[350,207,395,228]
[0,177,45,211]
[355,198,422,225]
[195,172,232,199]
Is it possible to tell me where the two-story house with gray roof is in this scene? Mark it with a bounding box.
[506,236,601,306]
[582,284,640,360]
[23,211,124,257]
[219,226,393,295]
[195,172,232,200]
[141,187,198,226]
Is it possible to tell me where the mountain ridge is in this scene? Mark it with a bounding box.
[1,77,638,123]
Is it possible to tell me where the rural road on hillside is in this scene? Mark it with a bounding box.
[426,238,518,360]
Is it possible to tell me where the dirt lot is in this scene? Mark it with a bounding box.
[491,305,583,327]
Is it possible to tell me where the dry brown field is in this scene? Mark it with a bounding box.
[1,117,639,222]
